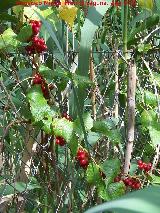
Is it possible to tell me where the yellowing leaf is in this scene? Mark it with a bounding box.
[137,0,154,10]
[60,0,66,6]
[23,6,42,21]
[59,5,78,28]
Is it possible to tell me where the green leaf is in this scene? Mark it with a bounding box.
[74,112,94,138]
[74,75,94,88]
[97,182,110,201]
[84,186,160,213]
[129,10,152,30]
[27,85,55,133]
[107,129,122,144]
[0,182,41,196]
[14,182,41,192]
[68,134,79,156]
[87,132,101,145]
[0,28,20,50]
[140,110,160,145]
[140,110,157,127]
[39,65,70,81]
[101,159,121,184]
[151,72,160,87]
[151,175,160,184]
[108,182,126,200]
[17,24,33,42]
[138,44,152,53]
[12,96,32,119]
[92,119,121,144]
[52,118,74,142]
[155,0,160,11]
[0,13,18,23]
[41,8,54,18]
[128,15,159,46]
[92,118,117,132]
[148,126,160,145]
[92,121,110,134]
[52,118,79,155]
[129,161,138,176]
[144,90,158,107]
[86,163,101,185]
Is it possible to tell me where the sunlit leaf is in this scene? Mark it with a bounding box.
[59,5,78,28]
[137,0,154,10]
[85,186,160,213]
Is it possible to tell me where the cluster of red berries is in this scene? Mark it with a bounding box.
[62,112,72,121]
[114,175,141,190]
[26,20,47,55]
[55,136,66,146]
[137,160,152,172]
[76,148,89,169]
[33,72,49,98]
[123,177,141,190]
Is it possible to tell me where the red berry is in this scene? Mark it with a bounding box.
[33,73,43,84]
[41,44,47,51]
[143,163,148,171]
[56,137,60,145]
[137,160,143,165]
[32,36,39,43]
[128,180,133,187]
[39,38,45,45]
[41,83,49,98]
[26,44,35,54]
[41,83,46,91]
[76,149,89,161]
[31,22,36,28]
[62,112,72,121]
[59,138,65,146]
[79,158,89,168]
[36,47,43,53]
[134,182,141,190]
[145,163,152,172]
[77,149,84,156]
[84,151,89,158]
[35,20,42,28]
[56,136,65,146]
[32,26,40,35]
[62,112,67,118]
[77,152,86,160]
[138,164,144,170]
[114,176,121,182]
[123,178,130,185]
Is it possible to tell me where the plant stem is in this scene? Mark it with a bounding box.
[114,44,119,119]
[124,62,136,174]
[122,1,128,60]
[122,1,136,175]
[89,49,96,120]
